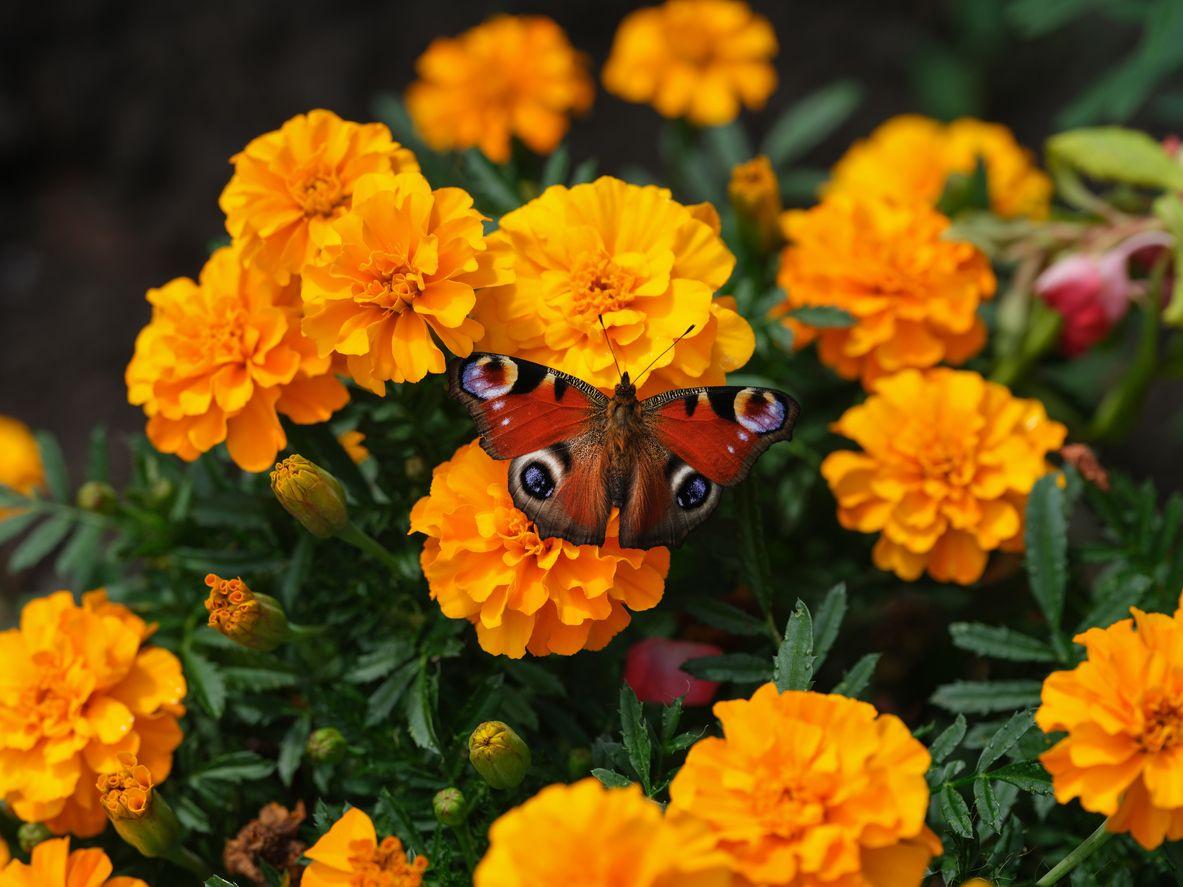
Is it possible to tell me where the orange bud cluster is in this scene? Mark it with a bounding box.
[97,753,154,821]
[205,574,290,651]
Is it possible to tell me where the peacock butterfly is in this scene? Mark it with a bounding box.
[447,332,800,550]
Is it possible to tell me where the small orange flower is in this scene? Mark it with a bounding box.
[300,171,512,394]
[1037,593,1183,849]
[0,836,147,887]
[774,195,996,387]
[406,15,593,164]
[0,591,186,837]
[0,416,43,520]
[409,440,670,658]
[821,369,1066,585]
[475,778,732,887]
[126,243,349,472]
[603,0,777,126]
[303,807,427,887]
[668,684,940,886]
[338,430,370,464]
[219,109,418,283]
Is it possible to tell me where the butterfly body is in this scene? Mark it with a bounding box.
[449,353,800,550]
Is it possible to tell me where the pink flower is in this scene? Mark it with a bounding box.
[624,637,723,706]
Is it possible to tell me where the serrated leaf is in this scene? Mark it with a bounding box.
[205,877,239,887]
[1026,474,1068,631]
[182,649,226,718]
[977,709,1036,772]
[939,785,974,838]
[1048,127,1183,191]
[774,600,814,692]
[405,664,441,754]
[762,79,862,165]
[684,596,768,636]
[620,684,652,792]
[591,768,632,788]
[930,714,967,765]
[9,513,73,571]
[785,305,856,328]
[347,644,413,684]
[375,787,423,854]
[0,510,39,544]
[661,697,683,746]
[278,717,310,787]
[1078,570,1152,632]
[35,432,69,501]
[811,583,847,669]
[222,667,299,691]
[832,653,879,699]
[682,652,772,683]
[193,751,275,783]
[991,760,1053,794]
[949,622,1056,662]
[974,778,1003,833]
[931,680,1042,714]
[667,726,707,753]
[55,523,102,584]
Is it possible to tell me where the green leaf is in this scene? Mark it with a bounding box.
[681,653,772,683]
[540,144,570,189]
[1156,193,1183,326]
[939,785,974,838]
[346,643,413,684]
[736,481,774,616]
[86,427,109,482]
[1078,571,1152,632]
[784,306,856,328]
[0,510,39,544]
[1025,474,1068,632]
[936,156,990,217]
[278,717,311,787]
[405,664,441,754]
[193,751,275,784]
[35,432,69,501]
[375,787,424,854]
[773,600,814,691]
[591,768,633,789]
[931,680,1043,714]
[56,523,102,585]
[832,653,880,699]
[366,660,418,726]
[464,150,520,214]
[704,122,751,169]
[280,534,314,611]
[949,622,1056,662]
[570,157,598,185]
[991,760,1053,795]
[661,697,683,746]
[762,80,862,166]
[205,878,240,887]
[684,596,768,636]
[977,710,1036,772]
[620,684,653,792]
[182,649,226,718]
[930,714,968,765]
[222,666,299,691]
[974,777,1003,833]
[1048,127,1183,191]
[9,513,73,571]
[811,583,847,669]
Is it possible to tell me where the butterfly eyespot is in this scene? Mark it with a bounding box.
[521,462,556,500]
[675,472,711,510]
[462,356,518,399]
[735,389,787,435]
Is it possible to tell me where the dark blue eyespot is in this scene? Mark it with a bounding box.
[521,462,556,500]
[676,473,711,509]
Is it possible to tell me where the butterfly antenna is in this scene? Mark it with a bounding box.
[633,324,695,388]
[598,315,625,383]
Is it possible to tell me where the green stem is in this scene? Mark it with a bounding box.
[1036,819,1112,886]
[287,623,327,640]
[163,845,208,876]
[337,521,402,575]
[453,821,478,876]
[991,301,1063,389]
[1088,296,1161,441]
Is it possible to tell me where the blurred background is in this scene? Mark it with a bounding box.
[2,0,1183,483]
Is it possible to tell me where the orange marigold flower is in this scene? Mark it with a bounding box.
[773,195,996,388]
[1036,594,1183,849]
[408,440,670,658]
[301,171,512,394]
[219,109,418,283]
[338,430,370,464]
[474,176,753,398]
[406,15,593,164]
[0,416,43,520]
[827,114,1052,219]
[303,807,426,887]
[668,683,941,886]
[821,369,1066,585]
[475,778,732,887]
[603,0,777,126]
[126,243,349,472]
[0,836,147,887]
[0,591,186,838]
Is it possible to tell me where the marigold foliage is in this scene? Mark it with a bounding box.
[0,836,147,887]
[303,807,427,887]
[0,416,43,520]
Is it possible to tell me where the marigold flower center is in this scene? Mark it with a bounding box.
[292,167,346,218]
[568,253,639,325]
[356,253,425,314]
[1141,695,1183,754]
[14,660,80,739]
[346,836,427,887]
[502,510,551,557]
[751,778,823,838]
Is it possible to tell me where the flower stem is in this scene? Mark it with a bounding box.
[163,844,208,876]
[1036,819,1112,886]
[453,821,478,876]
[337,521,402,575]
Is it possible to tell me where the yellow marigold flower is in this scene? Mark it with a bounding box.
[0,416,43,520]
[0,836,147,887]
[475,778,732,887]
[406,15,593,164]
[603,0,776,126]
[301,171,511,394]
[126,243,349,473]
[828,114,1052,219]
[822,369,1066,585]
[338,429,370,464]
[0,841,7,869]
[408,440,670,658]
[669,684,940,886]
[303,807,427,887]
[1036,595,1183,849]
[474,176,753,397]
[774,196,996,387]
[0,591,186,838]
[219,109,418,283]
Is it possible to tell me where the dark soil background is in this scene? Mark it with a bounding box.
[1,0,1180,484]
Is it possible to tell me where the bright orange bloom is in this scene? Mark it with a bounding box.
[603,0,776,126]
[406,15,593,164]
[303,807,427,887]
[0,416,43,520]
[475,778,732,887]
[0,836,147,887]
[1037,593,1183,849]
[338,430,370,464]
[301,171,512,394]
[126,243,349,472]
[828,115,1052,219]
[774,196,996,388]
[474,176,753,398]
[822,369,1066,585]
[669,684,940,886]
[409,440,670,658]
[0,591,185,837]
[219,109,418,283]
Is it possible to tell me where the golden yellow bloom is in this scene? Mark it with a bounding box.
[669,684,940,886]
[1036,594,1183,849]
[0,416,43,520]
[269,455,349,538]
[301,171,511,394]
[219,109,418,283]
[728,155,782,251]
[475,778,732,887]
[603,0,776,126]
[0,591,185,837]
[474,176,753,397]
[204,574,291,652]
[406,15,593,164]
[774,196,996,387]
[822,369,1066,585]
[409,440,670,658]
[303,807,427,887]
[828,115,1052,219]
[126,243,349,472]
[0,836,147,887]
[338,430,370,464]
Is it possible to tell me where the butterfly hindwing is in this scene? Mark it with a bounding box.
[508,439,612,546]
[618,449,723,549]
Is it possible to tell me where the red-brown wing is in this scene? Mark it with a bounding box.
[508,438,612,546]
[618,446,723,549]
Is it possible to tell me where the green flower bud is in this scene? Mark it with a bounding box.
[76,480,117,514]
[18,822,52,853]
[566,746,593,779]
[433,787,467,826]
[204,574,291,652]
[97,753,182,859]
[270,455,348,538]
[468,721,531,790]
[306,727,348,764]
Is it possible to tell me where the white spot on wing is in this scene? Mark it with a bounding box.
[737,431,750,441]
[500,417,511,426]
[727,445,735,454]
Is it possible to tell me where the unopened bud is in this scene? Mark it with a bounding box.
[17,822,52,853]
[404,455,427,480]
[97,753,181,858]
[204,574,290,652]
[728,155,783,253]
[433,788,466,826]
[468,721,531,790]
[270,455,348,538]
[76,480,117,514]
[566,747,593,780]
[306,727,348,764]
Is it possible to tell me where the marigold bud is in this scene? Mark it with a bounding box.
[204,574,291,652]
[97,753,181,858]
[305,727,348,764]
[728,155,782,252]
[469,721,531,790]
[76,480,117,513]
[433,787,467,826]
[17,822,52,853]
[270,454,348,538]
[566,747,593,780]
